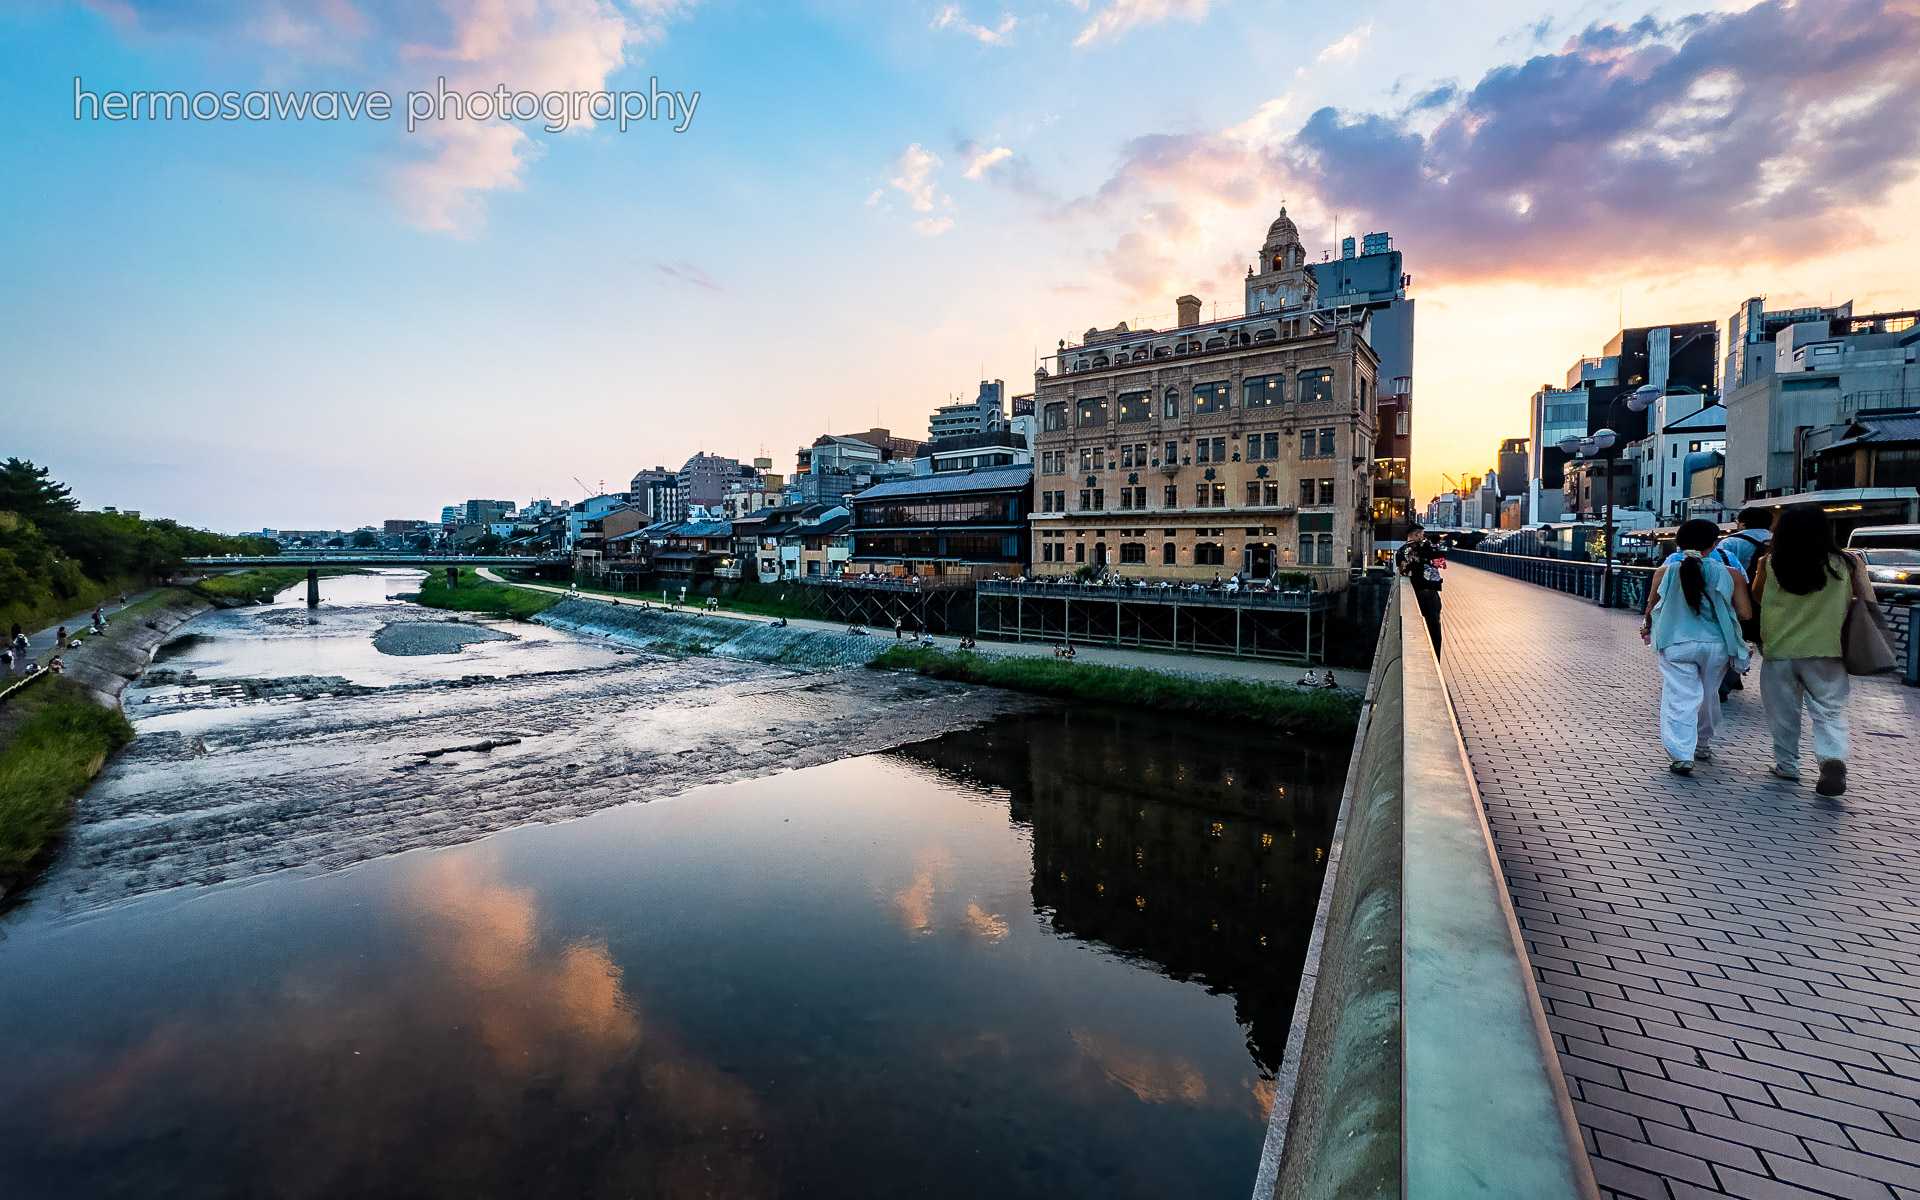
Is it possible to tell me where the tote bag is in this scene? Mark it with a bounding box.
[1841,552,1898,676]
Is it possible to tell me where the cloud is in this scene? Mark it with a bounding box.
[912,216,957,235]
[888,142,945,211]
[963,145,1013,178]
[1073,0,1210,47]
[1057,0,1920,297]
[932,4,1017,44]
[1316,20,1372,64]
[1286,0,1920,280]
[80,0,699,234]
[653,260,723,291]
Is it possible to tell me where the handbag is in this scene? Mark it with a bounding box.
[1841,552,1898,676]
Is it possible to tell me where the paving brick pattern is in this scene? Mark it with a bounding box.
[1441,566,1920,1200]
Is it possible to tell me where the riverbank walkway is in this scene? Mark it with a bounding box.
[475,570,1372,690]
[1443,565,1920,1200]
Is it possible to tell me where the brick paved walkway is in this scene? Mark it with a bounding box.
[1442,565,1920,1200]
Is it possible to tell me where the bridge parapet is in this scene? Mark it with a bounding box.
[1256,579,1598,1199]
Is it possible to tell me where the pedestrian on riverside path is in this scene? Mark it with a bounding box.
[1752,507,1873,797]
[1397,525,1446,653]
[1640,519,1752,775]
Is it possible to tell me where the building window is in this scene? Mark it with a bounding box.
[1396,411,1409,436]
[1300,429,1316,458]
[1077,396,1109,428]
[1264,481,1280,505]
[1319,427,1336,457]
[1318,478,1335,505]
[1300,478,1316,507]
[1044,402,1068,431]
[1195,542,1225,566]
[1162,542,1177,565]
[1079,447,1096,471]
[1164,440,1178,465]
[1298,534,1313,563]
[1079,490,1091,510]
[1052,490,1065,511]
[1195,484,1211,507]
[1196,439,1212,464]
[1075,543,1085,563]
[1300,368,1334,405]
[1317,534,1335,565]
[1210,437,1226,462]
[1193,380,1231,414]
[1119,488,1134,510]
[1133,486,1148,509]
[1246,482,1261,506]
[1244,374,1282,408]
[1042,491,1054,513]
[1120,542,1147,564]
[1210,482,1226,506]
[1118,391,1151,424]
[1091,489,1105,510]
[1163,389,1180,419]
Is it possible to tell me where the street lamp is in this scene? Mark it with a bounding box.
[1558,385,1659,605]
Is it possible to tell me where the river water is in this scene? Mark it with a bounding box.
[0,572,1345,1199]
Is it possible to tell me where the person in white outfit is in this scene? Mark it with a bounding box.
[1640,519,1753,774]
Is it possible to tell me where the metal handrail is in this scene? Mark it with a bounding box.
[1447,548,1654,610]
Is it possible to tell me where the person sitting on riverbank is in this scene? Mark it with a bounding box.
[1321,671,1339,689]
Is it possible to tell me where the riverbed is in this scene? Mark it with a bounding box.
[0,571,1345,1198]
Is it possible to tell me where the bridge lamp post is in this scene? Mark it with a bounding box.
[1557,385,1657,607]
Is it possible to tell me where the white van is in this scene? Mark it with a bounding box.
[1848,525,1920,552]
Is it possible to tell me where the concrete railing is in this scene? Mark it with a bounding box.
[1255,579,1598,1200]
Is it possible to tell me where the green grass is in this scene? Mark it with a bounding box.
[0,677,135,885]
[553,577,823,622]
[189,566,358,604]
[0,571,148,642]
[868,646,1361,736]
[414,569,562,620]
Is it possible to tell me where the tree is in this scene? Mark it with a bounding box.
[350,529,379,548]
[0,458,77,526]
[471,533,505,554]
[326,537,346,549]
[411,534,434,551]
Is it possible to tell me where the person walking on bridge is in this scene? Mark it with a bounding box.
[1396,525,1446,653]
[1751,507,1869,796]
[1641,519,1752,775]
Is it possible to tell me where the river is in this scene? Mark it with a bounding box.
[0,571,1345,1199]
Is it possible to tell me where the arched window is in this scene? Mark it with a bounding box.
[1162,389,1180,419]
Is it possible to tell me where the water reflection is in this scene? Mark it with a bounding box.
[0,707,1344,1198]
[892,708,1342,1072]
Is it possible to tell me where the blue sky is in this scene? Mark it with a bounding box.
[3,0,1917,529]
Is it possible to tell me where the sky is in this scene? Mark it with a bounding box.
[2,0,1917,530]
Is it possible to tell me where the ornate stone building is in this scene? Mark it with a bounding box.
[1028,209,1379,580]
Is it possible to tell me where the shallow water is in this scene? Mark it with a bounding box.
[0,581,1344,1199]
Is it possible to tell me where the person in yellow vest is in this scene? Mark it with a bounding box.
[1751,507,1857,797]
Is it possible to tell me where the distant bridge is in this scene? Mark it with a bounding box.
[184,554,570,568]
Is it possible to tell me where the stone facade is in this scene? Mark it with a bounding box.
[1028,210,1379,581]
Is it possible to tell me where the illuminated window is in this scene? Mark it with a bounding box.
[1193,380,1230,414]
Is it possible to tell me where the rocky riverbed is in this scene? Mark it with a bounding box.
[38,576,1042,914]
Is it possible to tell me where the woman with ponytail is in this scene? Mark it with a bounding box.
[1640,519,1754,774]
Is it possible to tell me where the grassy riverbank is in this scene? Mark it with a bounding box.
[189,566,358,605]
[869,646,1361,735]
[0,676,135,888]
[416,569,561,620]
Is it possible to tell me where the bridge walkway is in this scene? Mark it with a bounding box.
[1443,565,1920,1200]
